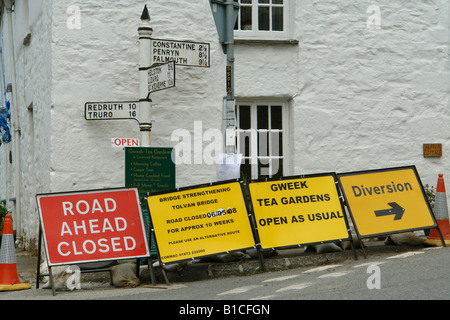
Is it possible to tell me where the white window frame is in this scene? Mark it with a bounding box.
[234,0,293,41]
[235,100,290,180]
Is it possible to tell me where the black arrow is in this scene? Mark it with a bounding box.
[374,202,405,220]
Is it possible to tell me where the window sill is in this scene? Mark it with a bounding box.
[234,38,299,45]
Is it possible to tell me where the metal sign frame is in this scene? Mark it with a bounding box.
[35,187,152,295]
[145,180,264,270]
[209,0,240,54]
[247,173,356,258]
[338,166,444,245]
[36,187,150,265]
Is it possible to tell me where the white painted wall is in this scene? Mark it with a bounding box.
[0,0,52,243]
[291,1,449,186]
[0,0,448,249]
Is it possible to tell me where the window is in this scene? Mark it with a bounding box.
[234,0,291,39]
[236,101,289,180]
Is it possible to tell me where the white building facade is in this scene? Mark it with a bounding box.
[0,0,448,250]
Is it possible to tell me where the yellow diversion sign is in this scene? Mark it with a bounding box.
[146,181,256,264]
[248,174,351,249]
[338,166,437,238]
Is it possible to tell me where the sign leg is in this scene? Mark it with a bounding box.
[161,265,170,285]
[135,258,140,278]
[36,226,43,289]
[147,257,156,286]
[349,239,358,260]
[48,266,56,296]
[256,246,266,272]
[435,226,446,247]
[359,240,368,259]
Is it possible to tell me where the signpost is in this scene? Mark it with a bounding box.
[146,181,258,265]
[248,174,353,252]
[338,166,443,243]
[138,7,154,147]
[86,6,211,147]
[136,6,210,146]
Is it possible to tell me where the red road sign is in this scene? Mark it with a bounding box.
[37,188,150,266]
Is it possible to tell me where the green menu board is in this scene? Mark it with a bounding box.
[125,147,176,200]
[125,147,176,256]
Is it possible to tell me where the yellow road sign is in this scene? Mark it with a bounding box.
[338,166,437,238]
[248,174,351,249]
[146,181,256,264]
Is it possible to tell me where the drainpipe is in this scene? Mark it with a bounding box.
[4,0,22,237]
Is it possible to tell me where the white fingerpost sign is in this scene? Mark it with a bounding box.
[147,61,176,94]
[151,38,210,67]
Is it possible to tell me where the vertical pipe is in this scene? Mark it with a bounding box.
[225,1,236,154]
[5,2,22,237]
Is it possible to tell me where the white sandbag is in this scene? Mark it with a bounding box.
[304,243,343,254]
[41,265,80,291]
[384,232,425,246]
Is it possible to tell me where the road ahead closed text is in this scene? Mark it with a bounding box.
[37,189,149,266]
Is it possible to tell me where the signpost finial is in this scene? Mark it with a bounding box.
[141,5,151,21]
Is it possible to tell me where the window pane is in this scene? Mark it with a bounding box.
[272,159,283,178]
[279,132,283,156]
[258,161,270,179]
[270,132,283,156]
[240,159,252,181]
[239,105,251,129]
[241,0,252,4]
[258,132,269,156]
[236,102,287,180]
[258,0,270,3]
[239,131,252,157]
[272,7,284,31]
[271,105,282,129]
[272,0,283,4]
[258,6,270,31]
[241,6,252,30]
[257,105,268,129]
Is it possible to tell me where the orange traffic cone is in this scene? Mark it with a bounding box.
[425,174,450,246]
[0,214,31,291]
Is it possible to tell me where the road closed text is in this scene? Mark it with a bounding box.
[146,182,256,264]
[37,189,149,266]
